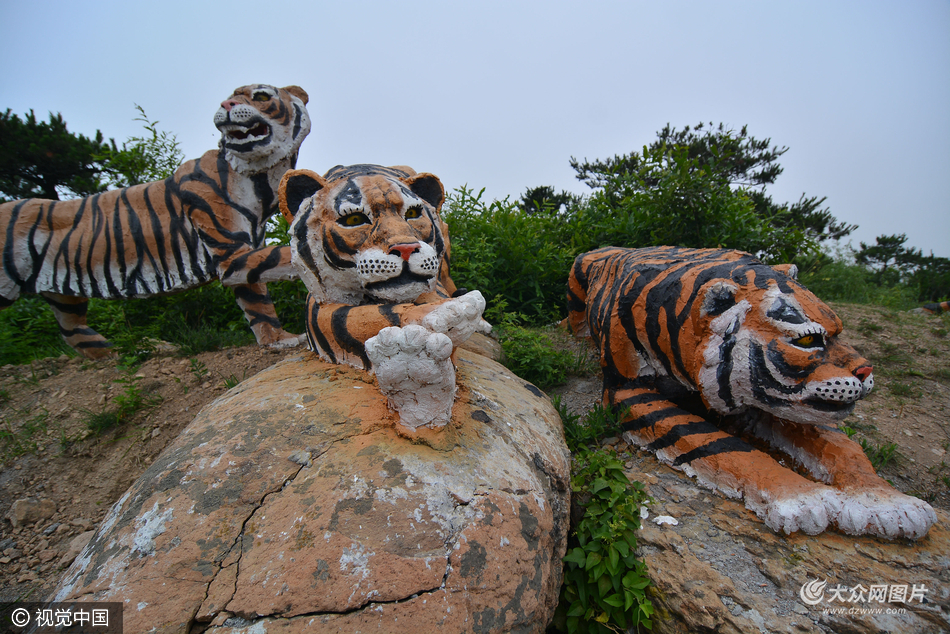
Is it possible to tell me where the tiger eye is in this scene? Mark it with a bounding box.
[339,213,369,227]
[793,334,823,349]
[405,207,422,219]
[253,92,270,102]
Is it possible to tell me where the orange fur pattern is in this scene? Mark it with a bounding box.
[0,84,311,357]
[569,246,936,539]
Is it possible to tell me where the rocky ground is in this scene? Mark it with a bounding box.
[0,302,948,623]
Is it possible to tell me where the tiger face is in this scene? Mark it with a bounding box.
[214,84,311,173]
[278,165,447,304]
[693,264,874,425]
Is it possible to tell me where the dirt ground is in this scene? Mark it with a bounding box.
[0,302,948,604]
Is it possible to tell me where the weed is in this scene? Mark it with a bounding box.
[84,367,161,436]
[222,370,247,390]
[495,319,575,389]
[932,327,947,338]
[860,439,898,471]
[189,358,210,383]
[888,382,918,398]
[559,447,654,632]
[556,398,628,452]
[857,318,884,335]
[841,426,857,439]
[0,409,49,459]
[0,388,9,404]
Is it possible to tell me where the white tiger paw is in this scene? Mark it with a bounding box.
[419,290,486,347]
[828,488,937,540]
[365,325,456,431]
[753,487,835,536]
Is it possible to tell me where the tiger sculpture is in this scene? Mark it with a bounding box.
[568,246,936,539]
[0,84,311,358]
[277,164,487,431]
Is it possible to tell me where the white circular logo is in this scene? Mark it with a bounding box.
[800,578,827,605]
[11,607,30,626]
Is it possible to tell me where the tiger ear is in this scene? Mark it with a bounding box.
[403,172,445,210]
[771,263,798,280]
[279,169,326,224]
[282,85,309,105]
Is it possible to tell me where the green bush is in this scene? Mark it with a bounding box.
[798,257,919,310]
[444,187,582,322]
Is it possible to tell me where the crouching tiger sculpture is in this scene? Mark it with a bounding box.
[0,84,311,358]
[568,246,936,539]
[278,164,487,431]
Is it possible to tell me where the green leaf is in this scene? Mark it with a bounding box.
[603,593,624,608]
[564,548,587,567]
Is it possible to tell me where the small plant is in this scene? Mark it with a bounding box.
[84,367,160,436]
[0,388,10,404]
[888,382,918,398]
[222,369,247,390]
[189,358,210,383]
[559,448,653,632]
[0,409,49,459]
[841,425,857,439]
[860,439,898,471]
[556,398,627,452]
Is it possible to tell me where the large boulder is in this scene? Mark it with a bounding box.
[52,347,571,633]
[623,448,950,633]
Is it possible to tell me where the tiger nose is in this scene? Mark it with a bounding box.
[389,244,420,261]
[854,366,873,382]
[220,99,240,111]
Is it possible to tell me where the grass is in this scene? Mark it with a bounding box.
[82,366,161,437]
[0,409,49,461]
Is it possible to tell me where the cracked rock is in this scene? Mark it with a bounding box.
[50,348,570,633]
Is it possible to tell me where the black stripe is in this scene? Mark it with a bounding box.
[647,420,721,452]
[306,299,337,364]
[330,306,370,368]
[379,304,401,327]
[621,406,683,433]
[671,436,755,465]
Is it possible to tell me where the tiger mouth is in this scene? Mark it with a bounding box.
[364,270,435,300]
[802,398,856,414]
[226,122,270,140]
[219,121,273,148]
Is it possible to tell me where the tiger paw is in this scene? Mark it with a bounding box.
[365,325,456,431]
[419,290,486,347]
[828,487,937,540]
[264,331,307,350]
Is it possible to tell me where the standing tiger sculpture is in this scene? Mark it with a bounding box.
[0,84,311,358]
[278,164,487,432]
[569,246,936,539]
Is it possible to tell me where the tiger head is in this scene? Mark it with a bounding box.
[214,84,311,173]
[693,262,874,425]
[277,164,447,304]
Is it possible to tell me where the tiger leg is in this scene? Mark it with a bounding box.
[232,283,305,349]
[736,416,936,539]
[609,381,839,535]
[41,293,114,360]
[304,291,486,369]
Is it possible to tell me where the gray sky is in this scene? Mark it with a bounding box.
[2,0,948,258]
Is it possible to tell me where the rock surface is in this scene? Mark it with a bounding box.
[620,447,950,633]
[51,347,570,634]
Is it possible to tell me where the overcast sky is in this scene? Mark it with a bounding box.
[2,1,947,257]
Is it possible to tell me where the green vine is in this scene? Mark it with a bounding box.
[554,400,655,632]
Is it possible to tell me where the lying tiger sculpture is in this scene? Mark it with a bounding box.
[278,164,487,431]
[568,246,936,539]
[0,84,311,358]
